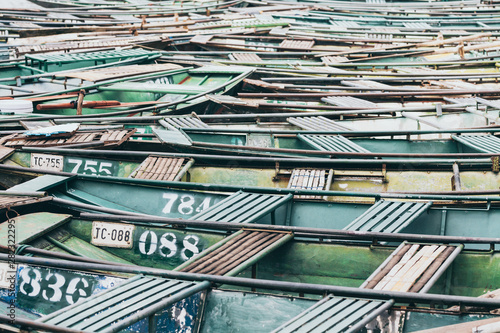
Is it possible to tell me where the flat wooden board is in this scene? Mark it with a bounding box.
[64,63,183,82]
[0,212,71,246]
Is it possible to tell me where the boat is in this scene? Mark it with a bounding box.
[3,0,500,331]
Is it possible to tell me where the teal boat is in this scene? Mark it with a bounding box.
[4,173,500,240]
[1,209,500,332]
[5,65,253,117]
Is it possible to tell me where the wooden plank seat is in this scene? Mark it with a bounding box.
[341,80,394,90]
[162,116,210,129]
[0,145,13,162]
[321,56,349,64]
[279,39,315,49]
[0,195,52,210]
[297,134,370,153]
[99,82,209,95]
[452,134,500,153]
[3,129,135,148]
[129,156,193,181]
[475,97,500,110]
[25,49,158,70]
[175,229,293,276]
[272,295,394,333]
[287,116,353,131]
[229,53,263,62]
[37,275,209,333]
[287,169,328,199]
[321,96,378,108]
[343,200,432,233]
[361,242,462,293]
[190,190,293,224]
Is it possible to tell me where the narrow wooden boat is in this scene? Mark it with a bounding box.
[1,65,253,117]
[4,172,500,241]
[1,208,500,332]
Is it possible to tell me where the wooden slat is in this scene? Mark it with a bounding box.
[287,169,327,199]
[178,230,291,276]
[279,39,315,49]
[366,243,459,293]
[131,156,186,181]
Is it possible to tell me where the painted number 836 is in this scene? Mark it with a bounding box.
[19,268,91,305]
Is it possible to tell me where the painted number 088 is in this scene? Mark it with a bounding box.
[138,231,200,261]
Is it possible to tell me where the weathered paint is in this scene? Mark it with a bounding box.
[9,152,140,178]
[200,290,316,333]
[402,311,497,332]
[31,226,134,265]
[0,264,204,333]
[51,179,228,218]
[188,167,288,188]
[67,219,226,270]
[0,264,125,316]
[0,212,71,247]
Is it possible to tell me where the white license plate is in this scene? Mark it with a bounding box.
[30,153,63,171]
[91,222,135,248]
[0,262,15,289]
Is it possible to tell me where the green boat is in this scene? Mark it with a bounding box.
[5,65,253,117]
[4,172,500,240]
[2,209,500,332]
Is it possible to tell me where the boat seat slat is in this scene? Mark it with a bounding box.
[39,275,208,332]
[366,202,424,233]
[362,242,462,293]
[188,232,266,274]
[199,233,281,276]
[272,295,392,333]
[321,96,377,108]
[49,278,164,326]
[163,116,209,129]
[288,116,353,131]
[177,230,292,276]
[131,156,186,181]
[80,282,189,331]
[323,300,383,332]
[298,134,370,153]
[288,169,327,199]
[208,195,278,223]
[382,245,447,292]
[100,82,208,95]
[298,299,360,332]
[452,134,500,153]
[191,191,292,224]
[344,200,432,233]
[279,39,315,49]
[230,53,263,62]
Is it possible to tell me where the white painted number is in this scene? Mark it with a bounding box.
[181,235,200,261]
[67,158,114,176]
[68,158,83,173]
[139,230,158,255]
[66,277,89,305]
[99,162,113,175]
[83,160,98,174]
[161,193,213,216]
[178,195,195,215]
[18,268,90,305]
[159,233,177,258]
[195,197,211,213]
[42,273,65,302]
[162,193,179,214]
[19,268,42,297]
[138,231,200,261]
